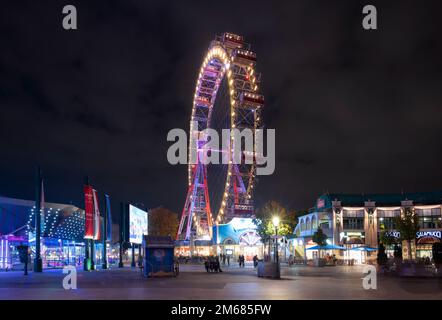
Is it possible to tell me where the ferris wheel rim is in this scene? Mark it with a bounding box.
[187,33,263,225]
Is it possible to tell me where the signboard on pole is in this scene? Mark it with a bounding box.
[84,185,94,239]
[92,189,101,241]
[129,204,148,244]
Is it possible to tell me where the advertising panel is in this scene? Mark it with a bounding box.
[129,205,148,244]
[92,189,101,240]
[213,217,261,246]
[84,185,94,239]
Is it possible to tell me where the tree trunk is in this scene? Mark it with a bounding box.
[407,240,412,261]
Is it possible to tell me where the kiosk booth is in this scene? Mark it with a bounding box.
[142,236,176,278]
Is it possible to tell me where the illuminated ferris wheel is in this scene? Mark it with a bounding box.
[177,33,265,241]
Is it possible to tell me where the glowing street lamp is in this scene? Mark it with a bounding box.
[272,216,280,228]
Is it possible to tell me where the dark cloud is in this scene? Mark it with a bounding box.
[0,0,441,218]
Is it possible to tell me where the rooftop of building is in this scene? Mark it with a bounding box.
[0,195,85,240]
[311,191,442,212]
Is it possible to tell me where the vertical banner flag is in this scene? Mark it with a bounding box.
[84,185,95,239]
[92,189,101,240]
[105,195,112,242]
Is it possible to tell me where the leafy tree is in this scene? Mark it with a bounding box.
[312,227,328,246]
[148,207,179,237]
[379,230,397,246]
[394,244,402,259]
[253,201,296,238]
[432,242,442,265]
[253,201,296,260]
[377,243,388,265]
[312,227,328,258]
[394,207,419,261]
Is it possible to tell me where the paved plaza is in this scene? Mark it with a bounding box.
[0,264,441,300]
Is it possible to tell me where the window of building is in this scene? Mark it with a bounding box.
[343,218,364,229]
[418,216,441,229]
[377,209,400,230]
[343,210,364,218]
[311,216,317,230]
[343,210,364,230]
[319,221,329,229]
[416,208,442,229]
[378,217,396,230]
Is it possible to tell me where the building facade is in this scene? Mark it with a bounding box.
[291,192,442,264]
[0,195,119,270]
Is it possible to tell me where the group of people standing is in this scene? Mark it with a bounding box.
[219,253,231,266]
[204,256,223,273]
[203,253,261,272]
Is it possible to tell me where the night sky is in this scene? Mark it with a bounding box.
[1,0,441,218]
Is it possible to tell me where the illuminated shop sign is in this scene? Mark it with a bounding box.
[317,198,325,209]
[385,231,400,238]
[416,230,441,239]
[384,230,441,239]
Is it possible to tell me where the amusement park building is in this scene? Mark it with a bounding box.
[175,217,263,261]
[290,192,442,264]
[0,195,119,270]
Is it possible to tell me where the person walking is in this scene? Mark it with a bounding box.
[215,256,223,272]
[253,255,258,268]
[204,257,210,272]
[227,254,230,266]
[239,255,245,268]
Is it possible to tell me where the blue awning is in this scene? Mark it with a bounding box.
[349,246,378,251]
[306,244,347,250]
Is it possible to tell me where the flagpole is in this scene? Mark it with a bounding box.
[118,202,125,268]
[102,194,108,269]
[90,189,96,271]
[83,176,91,271]
[33,166,43,272]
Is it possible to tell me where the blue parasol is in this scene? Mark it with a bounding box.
[306,244,347,250]
[349,246,378,251]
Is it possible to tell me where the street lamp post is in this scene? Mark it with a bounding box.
[272,216,280,279]
[272,216,280,263]
[34,167,43,272]
[275,226,279,263]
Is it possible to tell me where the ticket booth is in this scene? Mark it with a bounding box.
[143,236,175,278]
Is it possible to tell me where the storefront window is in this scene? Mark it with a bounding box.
[416,244,433,259]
